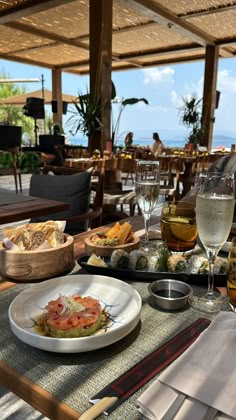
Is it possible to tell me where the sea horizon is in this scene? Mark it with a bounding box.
[68,128,236,150]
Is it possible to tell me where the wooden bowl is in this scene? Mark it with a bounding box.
[84,235,140,257]
[0,234,74,282]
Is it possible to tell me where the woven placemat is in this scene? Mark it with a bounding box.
[0,279,215,419]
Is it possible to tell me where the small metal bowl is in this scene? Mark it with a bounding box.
[148,279,193,311]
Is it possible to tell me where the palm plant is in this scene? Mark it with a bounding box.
[179,93,205,146]
[111,97,149,146]
[66,91,103,138]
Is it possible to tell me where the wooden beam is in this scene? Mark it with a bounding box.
[89,0,113,153]
[179,3,236,19]
[123,0,215,46]
[0,0,77,24]
[5,22,89,51]
[58,43,202,70]
[70,53,206,75]
[201,46,219,151]
[52,69,63,126]
[0,53,54,69]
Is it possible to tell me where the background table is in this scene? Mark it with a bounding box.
[0,188,69,224]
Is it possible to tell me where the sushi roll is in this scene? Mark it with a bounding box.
[110,249,130,269]
[129,249,148,271]
[214,256,229,274]
[167,254,187,272]
[186,255,209,274]
[148,252,167,272]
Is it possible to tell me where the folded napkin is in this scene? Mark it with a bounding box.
[137,312,236,419]
[135,224,162,241]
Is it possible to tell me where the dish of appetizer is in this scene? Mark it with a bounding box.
[8,274,142,353]
[84,221,140,256]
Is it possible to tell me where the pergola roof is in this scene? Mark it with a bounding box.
[0,0,235,75]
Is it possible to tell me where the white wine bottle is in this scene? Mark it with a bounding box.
[227,237,236,312]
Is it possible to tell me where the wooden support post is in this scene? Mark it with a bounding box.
[52,68,63,127]
[201,46,219,151]
[89,0,113,154]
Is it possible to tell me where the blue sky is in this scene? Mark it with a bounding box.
[1,57,236,142]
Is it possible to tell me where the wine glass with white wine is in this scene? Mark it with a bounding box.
[135,160,160,248]
[189,172,235,313]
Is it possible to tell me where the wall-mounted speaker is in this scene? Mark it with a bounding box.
[51,101,68,115]
[23,97,45,119]
[215,90,220,109]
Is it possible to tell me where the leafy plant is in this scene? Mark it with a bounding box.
[112,97,149,145]
[66,91,103,137]
[0,152,14,168]
[179,93,205,146]
[19,152,41,173]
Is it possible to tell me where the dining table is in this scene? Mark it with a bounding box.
[0,215,228,420]
[0,188,70,224]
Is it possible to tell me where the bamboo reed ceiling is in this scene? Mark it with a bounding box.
[0,0,235,74]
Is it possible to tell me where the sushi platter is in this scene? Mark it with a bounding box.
[77,255,227,286]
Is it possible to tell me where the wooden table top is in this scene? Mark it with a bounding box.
[0,191,70,224]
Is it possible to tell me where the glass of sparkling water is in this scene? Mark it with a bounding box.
[189,172,235,313]
[135,160,160,247]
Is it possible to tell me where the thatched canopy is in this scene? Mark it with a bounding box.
[0,0,235,74]
[0,0,235,151]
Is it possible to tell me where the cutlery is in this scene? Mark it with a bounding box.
[79,318,210,419]
[160,393,186,420]
[79,397,118,420]
[202,407,218,420]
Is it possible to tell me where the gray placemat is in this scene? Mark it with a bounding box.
[0,279,218,419]
[0,189,38,206]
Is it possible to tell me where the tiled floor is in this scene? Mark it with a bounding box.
[0,173,164,419]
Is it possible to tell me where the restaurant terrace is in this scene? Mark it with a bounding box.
[0,2,236,419]
[1,0,236,150]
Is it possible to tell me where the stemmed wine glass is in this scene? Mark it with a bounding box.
[135,160,160,247]
[189,172,235,313]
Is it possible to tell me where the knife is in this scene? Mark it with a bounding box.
[160,393,186,420]
[79,318,210,419]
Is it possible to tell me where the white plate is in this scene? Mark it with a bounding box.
[9,274,142,353]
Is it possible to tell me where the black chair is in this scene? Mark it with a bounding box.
[30,166,104,234]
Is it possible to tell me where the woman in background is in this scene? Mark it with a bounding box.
[125,131,134,147]
[152,132,164,157]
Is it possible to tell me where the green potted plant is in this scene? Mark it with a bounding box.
[179,93,205,150]
[66,91,103,152]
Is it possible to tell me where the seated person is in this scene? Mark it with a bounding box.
[124,132,134,148]
[152,132,164,157]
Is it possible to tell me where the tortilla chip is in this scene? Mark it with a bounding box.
[117,222,132,245]
[106,222,121,239]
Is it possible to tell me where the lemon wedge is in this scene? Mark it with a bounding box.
[170,223,197,242]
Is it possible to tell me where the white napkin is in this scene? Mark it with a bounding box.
[137,312,236,419]
[136,224,162,240]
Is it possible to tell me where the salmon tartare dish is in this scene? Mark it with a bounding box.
[39,294,104,338]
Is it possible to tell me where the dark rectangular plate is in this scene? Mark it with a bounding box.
[77,255,227,286]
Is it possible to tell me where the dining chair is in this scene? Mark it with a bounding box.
[29,167,104,234]
[0,149,22,194]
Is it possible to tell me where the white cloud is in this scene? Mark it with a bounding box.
[218,69,236,93]
[142,67,175,85]
[170,90,182,107]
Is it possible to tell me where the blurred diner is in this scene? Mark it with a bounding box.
[124,131,134,147]
[152,132,164,157]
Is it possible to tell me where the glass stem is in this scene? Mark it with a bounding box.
[206,249,217,299]
[143,213,151,243]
